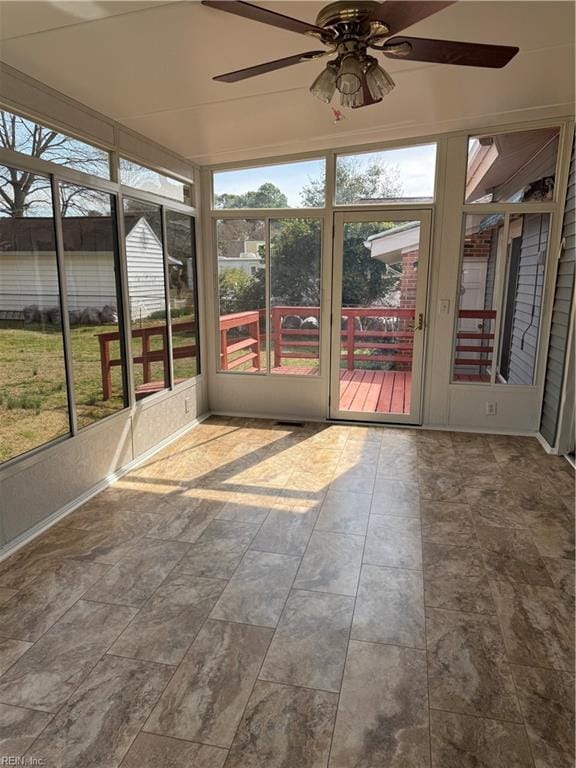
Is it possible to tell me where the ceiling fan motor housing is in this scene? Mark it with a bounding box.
[315,1,389,37]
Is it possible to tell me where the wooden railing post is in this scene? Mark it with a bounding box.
[347,315,355,371]
[220,329,228,370]
[142,329,151,383]
[272,308,282,369]
[162,326,169,387]
[98,335,112,400]
[253,316,261,371]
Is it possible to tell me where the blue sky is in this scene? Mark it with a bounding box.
[214,159,325,207]
[213,143,437,206]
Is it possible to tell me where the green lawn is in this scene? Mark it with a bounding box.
[0,319,198,464]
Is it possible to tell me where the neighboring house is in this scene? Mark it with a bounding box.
[218,238,264,277]
[0,215,178,320]
[363,221,420,308]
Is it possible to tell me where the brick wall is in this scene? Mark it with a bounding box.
[399,250,419,308]
[463,230,493,261]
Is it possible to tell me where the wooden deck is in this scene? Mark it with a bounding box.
[270,367,412,415]
[339,370,412,414]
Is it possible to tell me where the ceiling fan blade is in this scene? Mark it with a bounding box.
[371,1,455,35]
[384,36,519,68]
[202,1,330,39]
[213,51,328,82]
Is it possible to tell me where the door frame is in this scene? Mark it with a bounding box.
[329,208,433,424]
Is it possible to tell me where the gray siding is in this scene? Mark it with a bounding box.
[540,143,576,445]
[506,213,549,385]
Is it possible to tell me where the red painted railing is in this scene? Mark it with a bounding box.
[454,309,497,381]
[270,306,415,371]
[219,310,261,372]
[98,322,195,400]
[98,308,498,393]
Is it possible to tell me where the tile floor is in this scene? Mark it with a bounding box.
[0,416,574,767]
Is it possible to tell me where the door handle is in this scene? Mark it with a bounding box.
[417,313,424,331]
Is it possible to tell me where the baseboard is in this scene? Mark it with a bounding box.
[0,412,211,563]
[210,410,325,424]
[211,410,539,437]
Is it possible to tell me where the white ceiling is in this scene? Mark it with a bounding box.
[0,1,573,165]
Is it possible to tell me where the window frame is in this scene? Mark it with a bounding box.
[464,127,562,206]
[211,157,328,212]
[119,156,194,206]
[57,178,130,431]
[451,209,556,389]
[333,141,439,208]
[0,109,199,470]
[214,211,324,378]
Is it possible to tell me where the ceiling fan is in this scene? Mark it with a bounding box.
[202,1,519,109]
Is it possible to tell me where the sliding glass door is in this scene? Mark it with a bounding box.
[330,210,431,423]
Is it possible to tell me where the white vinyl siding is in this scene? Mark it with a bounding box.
[505,213,549,385]
[0,251,60,313]
[125,217,166,320]
[541,142,575,444]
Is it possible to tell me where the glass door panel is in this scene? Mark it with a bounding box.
[330,211,431,423]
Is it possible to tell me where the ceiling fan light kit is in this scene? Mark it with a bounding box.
[310,61,338,103]
[365,59,395,100]
[203,0,519,110]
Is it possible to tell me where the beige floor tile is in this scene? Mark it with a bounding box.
[0,560,110,642]
[83,538,189,607]
[145,620,272,747]
[26,655,173,768]
[0,639,33,677]
[259,589,354,692]
[109,574,225,665]
[426,608,521,721]
[430,710,533,768]
[176,520,259,579]
[511,664,575,768]
[294,531,363,596]
[0,600,136,712]
[209,550,300,627]
[315,490,371,536]
[352,564,425,648]
[0,703,52,758]
[364,515,422,570]
[491,580,575,671]
[225,681,337,768]
[329,641,430,768]
[121,733,228,768]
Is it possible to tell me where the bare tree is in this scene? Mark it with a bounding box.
[0,111,109,217]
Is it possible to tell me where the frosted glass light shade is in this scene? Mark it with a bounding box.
[335,54,363,95]
[365,62,395,101]
[309,62,338,103]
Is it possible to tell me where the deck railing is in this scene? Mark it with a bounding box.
[218,306,416,372]
[453,309,497,381]
[98,322,196,400]
[219,310,262,371]
[97,308,498,394]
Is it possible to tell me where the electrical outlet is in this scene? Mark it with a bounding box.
[485,401,497,416]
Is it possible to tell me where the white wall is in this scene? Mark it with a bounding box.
[0,379,208,552]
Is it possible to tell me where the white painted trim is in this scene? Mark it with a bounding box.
[0,412,210,563]
[536,432,557,454]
